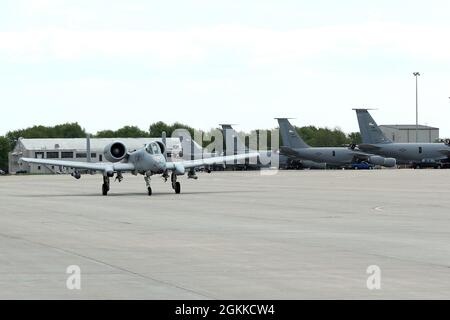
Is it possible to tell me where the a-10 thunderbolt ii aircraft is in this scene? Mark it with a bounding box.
[277,118,397,168]
[20,141,258,196]
[354,109,450,168]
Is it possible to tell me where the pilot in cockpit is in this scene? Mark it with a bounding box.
[145,142,161,155]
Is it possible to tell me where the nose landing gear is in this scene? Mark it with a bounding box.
[115,172,124,182]
[187,168,198,180]
[144,172,152,196]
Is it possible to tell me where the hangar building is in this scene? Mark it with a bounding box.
[9,137,183,174]
[379,125,439,143]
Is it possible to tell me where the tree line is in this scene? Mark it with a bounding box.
[0,122,361,172]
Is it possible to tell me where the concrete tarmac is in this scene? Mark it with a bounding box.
[0,169,449,299]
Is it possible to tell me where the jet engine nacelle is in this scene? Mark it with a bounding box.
[104,141,127,162]
[383,157,397,167]
[369,155,397,167]
[173,162,185,175]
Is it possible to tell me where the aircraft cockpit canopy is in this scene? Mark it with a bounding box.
[146,142,161,155]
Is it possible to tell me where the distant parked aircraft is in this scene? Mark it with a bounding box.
[354,109,450,168]
[277,118,397,168]
[221,124,326,169]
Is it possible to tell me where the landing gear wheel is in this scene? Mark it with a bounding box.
[102,183,108,196]
[174,182,181,194]
[148,187,152,196]
[102,176,110,196]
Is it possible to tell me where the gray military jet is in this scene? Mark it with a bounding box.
[170,129,219,161]
[221,124,326,169]
[354,109,450,168]
[21,141,258,196]
[277,118,397,168]
[221,124,272,169]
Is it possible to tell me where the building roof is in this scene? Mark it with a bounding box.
[16,137,182,151]
[379,124,439,130]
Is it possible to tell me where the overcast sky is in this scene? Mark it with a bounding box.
[1,0,450,136]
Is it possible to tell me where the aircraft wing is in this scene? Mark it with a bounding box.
[357,144,381,151]
[20,158,135,172]
[166,152,260,170]
[352,151,372,161]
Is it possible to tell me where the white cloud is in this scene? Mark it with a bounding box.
[2,16,450,136]
[1,22,450,65]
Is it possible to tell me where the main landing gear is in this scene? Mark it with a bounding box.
[144,171,181,196]
[101,171,183,196]
[102,176,110,196]
[171,172,181,194]
[102,172,123,196]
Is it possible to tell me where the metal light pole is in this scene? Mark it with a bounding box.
[413,72,421,142]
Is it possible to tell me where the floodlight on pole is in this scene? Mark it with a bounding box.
[413,72,421,142]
